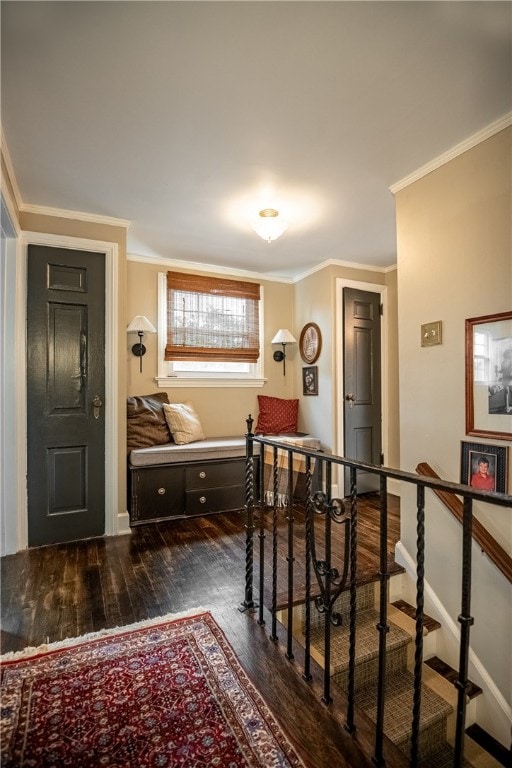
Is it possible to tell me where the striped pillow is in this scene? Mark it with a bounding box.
[163,402,205,445]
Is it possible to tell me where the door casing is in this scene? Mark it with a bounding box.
[16,232,120,549]
[335,278,390,498]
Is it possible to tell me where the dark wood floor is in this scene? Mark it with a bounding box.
[1,494,406,768]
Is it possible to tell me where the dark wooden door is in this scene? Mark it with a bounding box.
[343,288,382,494]
[27,245,105,546]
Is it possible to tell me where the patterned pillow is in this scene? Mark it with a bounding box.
[163,402,205,445]
[256,395,299,434]
[127,392,172,450]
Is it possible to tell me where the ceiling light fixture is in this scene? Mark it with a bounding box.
[252,208,287,243]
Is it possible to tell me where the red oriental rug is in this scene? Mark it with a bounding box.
[1,611,306,768]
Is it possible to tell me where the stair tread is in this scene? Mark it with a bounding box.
[355,669,453,746]
[309,608,411,672]
[426,656,483,700]
[391,599,442,633]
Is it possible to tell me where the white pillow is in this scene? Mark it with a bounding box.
[163,402,205,445]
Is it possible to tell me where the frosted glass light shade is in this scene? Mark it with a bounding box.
[252,208,288,243]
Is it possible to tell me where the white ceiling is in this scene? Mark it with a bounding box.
[2,1,511,279]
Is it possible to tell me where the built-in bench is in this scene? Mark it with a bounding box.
[128,434,322,526]
[129,437,254,525]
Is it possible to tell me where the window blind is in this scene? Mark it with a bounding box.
[165,272,261,363]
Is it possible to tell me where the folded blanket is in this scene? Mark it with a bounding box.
[263,438,317,507]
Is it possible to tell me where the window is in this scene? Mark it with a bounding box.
[473,330,490,383]
[156,272,265,387]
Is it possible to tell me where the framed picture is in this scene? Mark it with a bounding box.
[460,441,508,494]
[302,366,318,396]
[465,311,512,440]
[299,323,322,364]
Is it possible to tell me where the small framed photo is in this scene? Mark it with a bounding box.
[302,366,318,396]
[460,440,508,493]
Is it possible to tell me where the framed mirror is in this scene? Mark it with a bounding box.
[465,311,512,440]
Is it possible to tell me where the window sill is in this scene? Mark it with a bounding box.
[155,376,267,389]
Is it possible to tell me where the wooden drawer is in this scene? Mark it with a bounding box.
[185,459,245,490]
[130,465,184,524]
[185,484,246,516]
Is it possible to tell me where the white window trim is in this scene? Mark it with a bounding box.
[155,272,266,388]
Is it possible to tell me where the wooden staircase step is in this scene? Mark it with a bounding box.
[425,656,483,700]
[391,599,442,633]
[464,724,510,767]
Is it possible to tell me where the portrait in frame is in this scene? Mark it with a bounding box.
[460,440,508,494]
[465,311,512,440]
[302,366,318,396]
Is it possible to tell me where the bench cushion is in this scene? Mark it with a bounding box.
[129,436,249,467]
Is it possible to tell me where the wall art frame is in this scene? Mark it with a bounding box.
[299,323,322,364]
[460,440,508,494]
[465,311,512,440]
[302,366,318,396]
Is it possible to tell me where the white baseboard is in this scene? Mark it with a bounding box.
[114,512,132,537]
[395,541,512,747]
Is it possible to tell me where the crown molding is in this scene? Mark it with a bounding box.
[390,113,512,194]
[20,203,131,229]
[0,126,23,211]
[127,251,395,284]
[127,252,294,284]
[292,257,395,283]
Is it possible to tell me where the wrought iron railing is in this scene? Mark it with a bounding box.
[242,421,512,768]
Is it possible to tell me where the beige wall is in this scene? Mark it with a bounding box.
[292,263,399,473]
[126,259,295,437]
[395,127,511,708]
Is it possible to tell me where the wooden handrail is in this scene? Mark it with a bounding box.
[416,462,512,584]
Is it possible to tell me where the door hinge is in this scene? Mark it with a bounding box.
[380,452,384,465]
[379,303,383,316]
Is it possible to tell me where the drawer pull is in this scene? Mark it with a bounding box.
[158,487,166,495]
[199,471,206,479]
[199,496,206,504]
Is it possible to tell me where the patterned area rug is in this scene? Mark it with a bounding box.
[1,611,306,767]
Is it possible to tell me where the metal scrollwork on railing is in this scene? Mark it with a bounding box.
[310,490,351,626]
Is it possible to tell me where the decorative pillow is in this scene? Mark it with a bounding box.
[127,392,172,450]
[163,402,205,445]
[256,395,299,434]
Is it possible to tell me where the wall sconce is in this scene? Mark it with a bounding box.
[271,328,296,376]
[127,315,157,373]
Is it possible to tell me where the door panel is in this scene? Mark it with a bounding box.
[27,245,105,546]
[344,288,382,494]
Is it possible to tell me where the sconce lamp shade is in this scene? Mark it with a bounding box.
[127,315,157,334]
[271,329,296,345]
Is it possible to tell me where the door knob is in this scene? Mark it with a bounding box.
[92,395,103,419]
[345,393,355,408]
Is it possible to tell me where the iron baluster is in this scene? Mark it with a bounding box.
[454,496,474,768]
[345,466,358,734]
[241,418,256,612]
[257,462,266,627]
[302,455,313,681]
[373,475,390,767]
[411,484,426,766]
[286,448,295,661]
[322,461,333,704]
[270,445,279,642]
